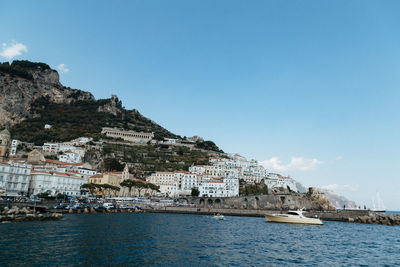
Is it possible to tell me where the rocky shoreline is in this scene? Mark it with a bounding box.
[349,213,400,226]
[1,204,399,226]
[0,206,62,223]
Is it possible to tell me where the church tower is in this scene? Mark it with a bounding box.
[122,164,130,181]
[0,129,11,158]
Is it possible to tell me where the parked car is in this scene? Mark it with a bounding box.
[54,203,69,209]
[103,203,115,209]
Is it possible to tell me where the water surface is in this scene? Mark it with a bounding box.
[0,213,399,266]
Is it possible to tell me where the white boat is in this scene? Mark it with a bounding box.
[265,210,323,225]
[213,214,225,220]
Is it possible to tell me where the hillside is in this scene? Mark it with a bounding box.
[10,95,179,145]
[0,60,223,154]
[0,60,94,127]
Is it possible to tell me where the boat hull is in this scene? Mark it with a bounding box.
[265,215,323,225]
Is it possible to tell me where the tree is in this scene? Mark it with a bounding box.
[108,184,120,197]
[81,183,97,197]
[120,179,136,196]
[191,188,200,197]
[104,158,124,171]
[148,183,160,196]
[133,181,149,197]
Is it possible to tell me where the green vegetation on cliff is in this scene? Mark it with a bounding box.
[102,143,210,178]
[10,96,178,145]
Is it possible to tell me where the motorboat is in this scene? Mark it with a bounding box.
[213,214,225,220]
[265,210,323,225]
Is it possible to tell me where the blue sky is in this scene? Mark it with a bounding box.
[2,0,400,209]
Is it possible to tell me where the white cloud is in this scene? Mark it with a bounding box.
[320,184,359,192]
[57,63,69,73]
[0,42,28,59]
[260,157,323,172]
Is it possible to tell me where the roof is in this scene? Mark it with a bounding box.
[45,159,84,166]
[31,170,83,178]
[0,129,10,135]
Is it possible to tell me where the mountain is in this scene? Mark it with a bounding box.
[0,60,222,153]
[318,188,358,209]
[0,60,93,127]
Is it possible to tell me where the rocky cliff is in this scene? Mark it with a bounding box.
[0,60,94,127]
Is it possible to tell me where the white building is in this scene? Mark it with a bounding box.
[58,152,81,163]
[10,139,21,156]
[264,173,298,192]
[164,138,178,144]
[0,161,32,197]
[58,143,77,153]
[42,143,59,153]
[44,124,52,129]
[101,127,154,144]
[29,170,87,196]
[71,137,93,146]
[147,172,179,197]
[199,179,226,197]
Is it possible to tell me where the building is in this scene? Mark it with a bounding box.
[44,124,52,129]
[29,170,87,196]
[164,138,178,144]
[58,152,81,163]
[0,129,11,158]
[88,171,122,187]
[10,139,21,156]
[42,143,59,153]
[0,161,32,197]
[101,127,154,144]
[147,172,179,197]
[71,137,93,146]
[264,173,298,192]
[198,179,226,197]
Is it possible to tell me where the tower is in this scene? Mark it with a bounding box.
[122,164,130,181]
[0,129,11,158]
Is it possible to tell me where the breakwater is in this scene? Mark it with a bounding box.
[0,206,62,223]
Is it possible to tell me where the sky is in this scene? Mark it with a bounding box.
[1,0,400,210]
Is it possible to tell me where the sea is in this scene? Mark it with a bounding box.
[0,213,399,266]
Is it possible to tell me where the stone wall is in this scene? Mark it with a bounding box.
[178,193,336,213]
[177,189,336,211]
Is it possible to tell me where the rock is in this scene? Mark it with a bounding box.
[7,209,15,215]
[68,209,73,214]
[348,218,354,223]
[20,207,29,214]
[83,208,89,214]
[52,213,63,219]
[14,217,24,222]
[90,208,95,213]
[0,62,94,128]
[3,207,9,214]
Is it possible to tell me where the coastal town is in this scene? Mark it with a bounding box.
[0,126,298,200]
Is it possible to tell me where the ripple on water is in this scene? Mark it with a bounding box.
[0,214,400,266]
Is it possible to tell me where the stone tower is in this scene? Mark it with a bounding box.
[0,129,11,158]
[122,164,130,181]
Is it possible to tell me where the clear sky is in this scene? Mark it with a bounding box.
[2,0,400,210]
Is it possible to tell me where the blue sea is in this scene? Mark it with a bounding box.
[0,213,399,266]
